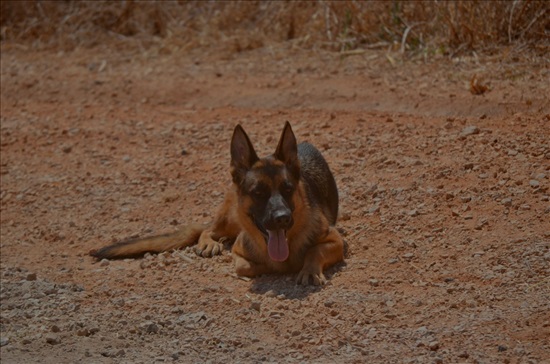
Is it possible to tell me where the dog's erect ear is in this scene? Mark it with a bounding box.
[231,124,259,184]
[275,121,300,177]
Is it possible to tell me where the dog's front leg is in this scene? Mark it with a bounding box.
[195,229,225,257]
[232,234,272,277]
[195,221,240,257]
[296,227,344,285]
[195,189,241,257]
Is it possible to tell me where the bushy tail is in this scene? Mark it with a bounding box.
[90,224,205,259]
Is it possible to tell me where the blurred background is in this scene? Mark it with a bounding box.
[1,1,548,56]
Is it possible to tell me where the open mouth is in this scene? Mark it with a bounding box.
[253,218,289,262]
[266,229,289,262]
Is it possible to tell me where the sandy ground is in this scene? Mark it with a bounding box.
[1,43,549,363]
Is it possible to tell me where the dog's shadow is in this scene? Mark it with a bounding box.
[248,261,346,300]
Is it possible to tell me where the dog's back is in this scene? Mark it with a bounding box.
[298,142,338,225]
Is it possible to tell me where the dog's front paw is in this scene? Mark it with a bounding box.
[296,267,326,286]
[195,238,223,257]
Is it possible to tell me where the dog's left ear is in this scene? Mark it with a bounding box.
[275,121,300,177]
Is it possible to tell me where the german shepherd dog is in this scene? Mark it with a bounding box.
[91,122,344,285]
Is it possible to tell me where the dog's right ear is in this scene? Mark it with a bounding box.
[230,125,259,184]
[274,121,300,179]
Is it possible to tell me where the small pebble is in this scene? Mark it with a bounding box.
[250,301,261,312]
[368,205,380,213]
[459,126,480,138]
[140,321,159,334]
[77,329,91,337]
[408,209,419,217]
[45,333,61,345]
[428,341,440,351]
[26,273,37,281]
[501,198,512,207]
[529,180,540,188]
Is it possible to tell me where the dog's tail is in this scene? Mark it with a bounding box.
[89,224,205,259]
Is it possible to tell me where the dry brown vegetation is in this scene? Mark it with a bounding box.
[1,0,548,55]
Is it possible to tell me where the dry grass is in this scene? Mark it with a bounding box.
[1,1,548,56]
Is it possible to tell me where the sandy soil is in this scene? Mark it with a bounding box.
[1,43,549,363]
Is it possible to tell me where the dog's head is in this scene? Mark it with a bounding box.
[230,122,300,262]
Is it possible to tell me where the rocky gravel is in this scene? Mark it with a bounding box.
[1,44,549,363]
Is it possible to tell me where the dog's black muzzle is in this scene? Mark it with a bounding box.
[263,194,294,232]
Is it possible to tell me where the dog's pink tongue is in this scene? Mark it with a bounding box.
[267,229,289,262]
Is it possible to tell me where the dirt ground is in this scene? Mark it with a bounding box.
[1,41,549,363]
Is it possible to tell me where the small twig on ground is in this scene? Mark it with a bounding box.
[508,0,519,44]
[324,2,332,41]
[340,49,366,57]
[519,7,547,41]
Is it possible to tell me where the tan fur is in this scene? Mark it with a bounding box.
[230,179,344,285]
[91,123,344,285]
[89,224,205,259]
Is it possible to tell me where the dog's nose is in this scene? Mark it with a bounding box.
[273,210,291,228]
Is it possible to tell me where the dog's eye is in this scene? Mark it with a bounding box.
[280,182,294,196]
[251,186,269,199]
